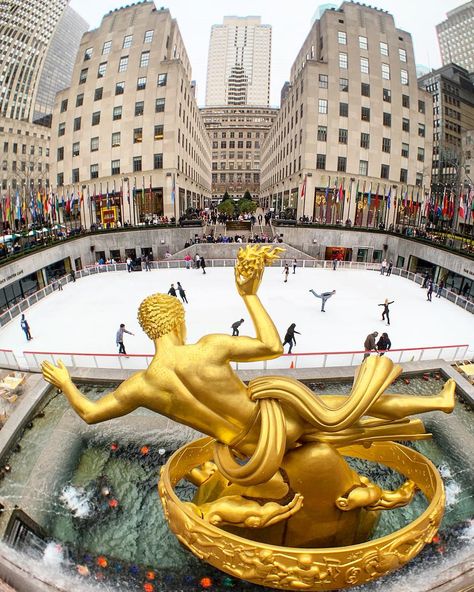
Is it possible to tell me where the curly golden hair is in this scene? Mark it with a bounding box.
[138,293,185,340]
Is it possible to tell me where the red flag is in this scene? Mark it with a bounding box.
[300,174,307,200]
[459,193,465,219]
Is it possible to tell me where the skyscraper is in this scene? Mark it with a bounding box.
[437,1,474,73]
[205,16,271,107]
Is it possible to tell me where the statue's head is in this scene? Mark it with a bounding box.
[138,293,185,341]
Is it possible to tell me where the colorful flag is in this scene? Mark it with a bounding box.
[367,182,372,207]
[459,192,465,219]
[300,174,307,200]
[171,174,175,205]
[338,180,343,203]
[386,186,391,210]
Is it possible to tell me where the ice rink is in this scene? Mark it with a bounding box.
[3,265,473,364]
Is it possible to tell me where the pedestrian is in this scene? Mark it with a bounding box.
[126,257,132,273]
[377,332,391,356]
[70,270,76,283]
[421,272,430,289]
[20,314,32,341]
[427,280,433,302]
[436,279,445,298]
[378,298,394,325]
[332,258,337,271]
[283,264,289,283]
[380,259,387,275]
[386,260,393,276]
[144,255,151,271]
[363,331,379,359]
[168,284,177,297]
[177,282,188,303]
[309,289,336,312]
[292,258,297,274]
[200,256,207,274]
[116,323,134,355]
[184,254,192,269]
[195,253,201,269]
[282,323,300,354]
[231,319,244,336]
[57,275,63,291]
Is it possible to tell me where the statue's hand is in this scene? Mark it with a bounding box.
[234,265,263,296]
[41,360,71,391]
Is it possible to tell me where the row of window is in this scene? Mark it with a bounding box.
[2,142,49,156]
[211,131,262,139]
[211,173,260,183]
[1,160,49,172]
[83,31,154,62]
[211,140,260,149]
[336,32,407,63]
[79,61,167,85]
[336,53,409,83]
[315,155,421,183]
[57,153,163,185]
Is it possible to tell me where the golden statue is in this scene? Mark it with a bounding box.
[42,245,455,590]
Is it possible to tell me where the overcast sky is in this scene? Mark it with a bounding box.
[70,0,464,107]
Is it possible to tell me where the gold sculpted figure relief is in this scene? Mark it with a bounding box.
[42,245,455,590]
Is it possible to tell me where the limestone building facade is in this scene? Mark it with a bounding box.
[437,2,474,75]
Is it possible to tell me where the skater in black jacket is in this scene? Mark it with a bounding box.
[378,299,394,325]
[282,323,300,354]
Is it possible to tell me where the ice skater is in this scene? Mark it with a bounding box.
[377,332,391,356]
[436,280,445,298]
[332,259,337,271]
[363,331,379,359]
[200,256,207,274]
[231,319,244,336]
[283,264,289,283]
[292,259,297,274]
[282,323,300,354]
[116,323,134,355]
[427,280,433,302]
[380,259,387,275]
[378,298,394,325]
[168,284,177,297]
[177,282,188,303]
[386,261,393,276]
[309,289,336,312]
[20,314,32,341]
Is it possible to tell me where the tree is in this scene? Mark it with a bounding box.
[237,198,257,214]
[222,191,230,201]
[243,190,252,201]
[217,199,235,217]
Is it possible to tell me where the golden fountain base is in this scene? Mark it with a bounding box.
[159,437,445,591]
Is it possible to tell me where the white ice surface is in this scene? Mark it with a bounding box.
[2,266,473,363]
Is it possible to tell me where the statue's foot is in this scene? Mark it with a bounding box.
[438,378,456,414]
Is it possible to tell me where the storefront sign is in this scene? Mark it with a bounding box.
[0,269,24,286]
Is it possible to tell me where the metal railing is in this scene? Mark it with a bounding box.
[0,343,469,373]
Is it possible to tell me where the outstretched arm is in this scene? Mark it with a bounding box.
[42,360,141,424]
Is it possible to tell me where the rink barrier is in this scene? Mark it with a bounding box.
[0,259,473,331]
[0,343,468,373]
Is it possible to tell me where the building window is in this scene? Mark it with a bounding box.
[90,164,98,179]
[135,101,144,116]
[337,31,347,44]
[111,132,121,147]
[154,124,164,140]
[337,156,347,172]
[144,30,154,43]
[58,122,65,136]
[72,142,79,157]
[316,154,326,169]
[401,142,409,158]
[79,68,87,84]
[339,52,348,68]
[417,147,425,161]
[111,159,121,175]
[118,56,129,72]
[317,125,327,141]
[115,81,125,95]
[72,168,80,183]
[97,62,107,78]
[137,76,147,90]
[123,35,133,49]
[381,164,390,179]
[360,132,370,149]
[339,128,348,144]
[361,107,370,121]
[402,117,410,132]
[158,73,167,86]
[418,100,425,114]
[92,111,100,125]
[154,153,163,169]
[360,57,369,74]
[57,147,64,161]
[418,123,425,137]
[76,94,84,107]
[84,47,93,61]
[60,99,68,113]
[339,102,348,117]
[319,74,328,88]
[94,87,103,101]
[361,82,370,97]
[399,48,407,62]
[140,51,150,68]
[416,173,423,186]
[133,128,143,143]
[102,40,112,55]
[113,106,122,120]
[383,112,391,126]
[339,77,348,91]
[400,168,408,183]
[57,173,64,186]
[380,41,388,56]
[73,117,81,131]
[133,156,142,172]
[383,88,391,103]
[381,63,390,80]
[402,94,410,108]
[359,36,368,50]
[318,99,328,114]
[359,160,368,175]
[401,69,409,85]
[90,137,99,152]
[382,138,391,153]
